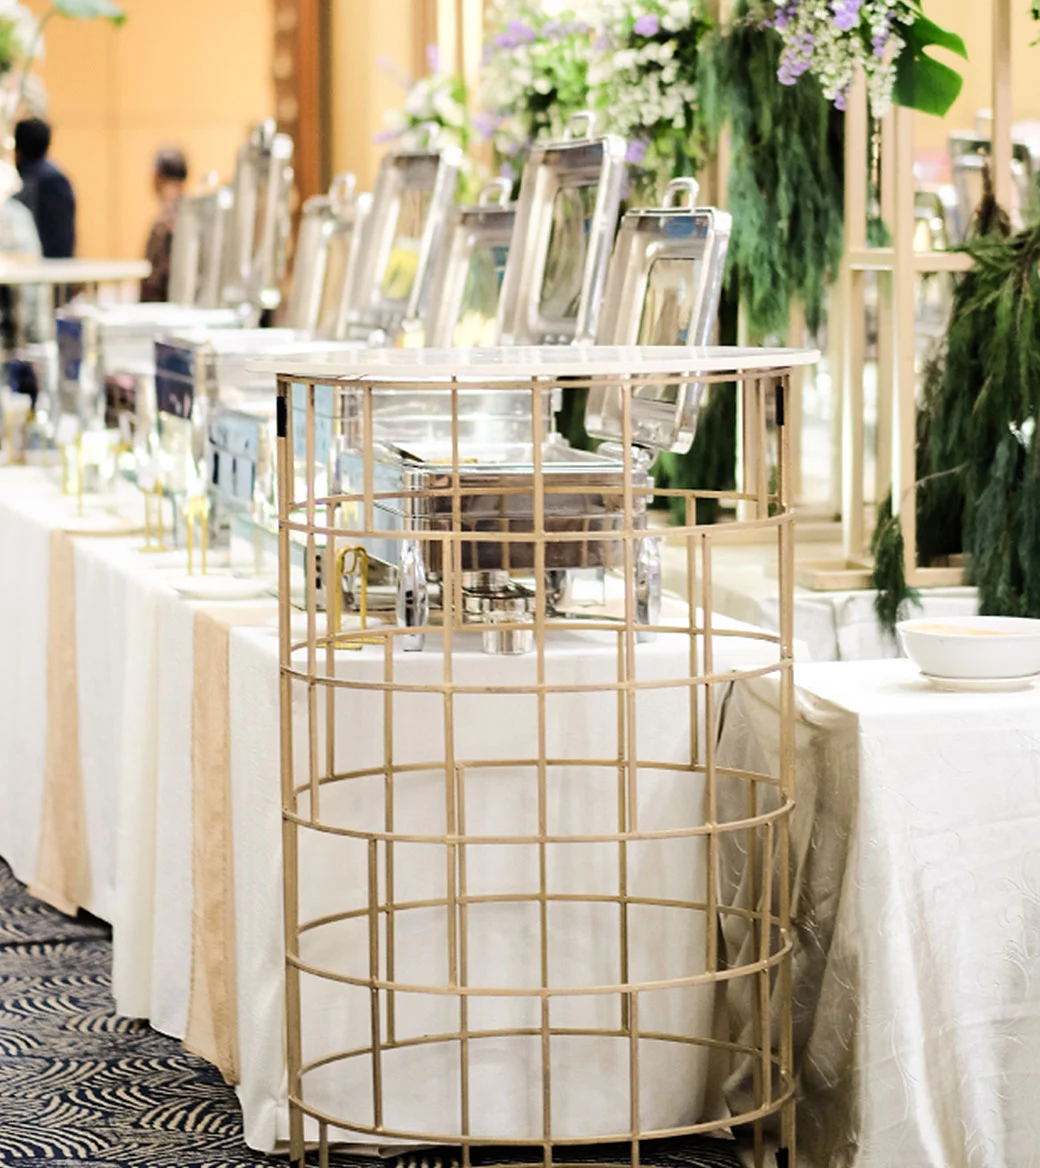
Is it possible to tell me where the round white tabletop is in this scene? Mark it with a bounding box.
[246,343,821,380]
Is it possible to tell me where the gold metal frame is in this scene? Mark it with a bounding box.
[277,362,798,1167]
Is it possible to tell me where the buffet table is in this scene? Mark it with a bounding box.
[0,465,785,1151]
[718,659,1040,1167]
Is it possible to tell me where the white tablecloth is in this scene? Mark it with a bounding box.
[718,659,1040,1168]
[662,543,979,661]
[229,614,788,1150]
[0,468,789,1152]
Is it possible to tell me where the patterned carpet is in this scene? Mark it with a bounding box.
[0,861,743,1168]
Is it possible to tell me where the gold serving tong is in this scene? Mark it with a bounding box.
[330,544,380,649]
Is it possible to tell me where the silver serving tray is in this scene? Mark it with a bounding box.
[423,178,515,347]
[497,112,626,345]
[345,131,461,340]
[285,173,372,338]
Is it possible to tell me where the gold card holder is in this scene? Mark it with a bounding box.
[59,436,84,517]
[140,479,168,553]
[185,493,211,576]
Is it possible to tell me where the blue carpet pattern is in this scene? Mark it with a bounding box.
[0,861,741,1168]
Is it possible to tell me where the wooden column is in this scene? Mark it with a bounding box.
[273,0,331,202]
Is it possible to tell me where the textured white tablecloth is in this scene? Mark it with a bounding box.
[663,544,979,661]
[228,612,789,1151]
[718,658,1040,1168]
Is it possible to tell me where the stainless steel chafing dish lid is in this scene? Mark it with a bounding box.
[594,178,731,348]
[345,128,461,338]
[496,112,626,346]
[168,174,236,309]
[423,178,515,348]
[224,119,295,312]
[285,172,372,338]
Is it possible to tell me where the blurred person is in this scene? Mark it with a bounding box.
[140,147,188,302]
[14,117,75,260]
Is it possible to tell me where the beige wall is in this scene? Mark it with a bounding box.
[328,0,425,191]
[26,0,274,259]
[914,1,1040,155]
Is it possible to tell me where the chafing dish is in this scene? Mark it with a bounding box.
[223,119,295,312]
[422,178,515,347]
[497,112,626,345]
[342,132,461,342]
[284,173,372,338]
[274,346,683,654]
[168,174,236,309]
[54,302,242,441]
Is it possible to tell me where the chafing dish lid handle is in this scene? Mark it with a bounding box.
[663,177,700,209]
[563,111,598,141]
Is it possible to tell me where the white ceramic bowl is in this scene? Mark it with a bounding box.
[898,615,1040,680]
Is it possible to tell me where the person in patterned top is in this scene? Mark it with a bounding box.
[140,147,188,302]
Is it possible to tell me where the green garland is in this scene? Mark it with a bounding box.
[700,3,845,340]
[872,175,1040,630]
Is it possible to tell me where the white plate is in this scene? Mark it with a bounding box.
[922,671,1040,693]
[169,574,272,602]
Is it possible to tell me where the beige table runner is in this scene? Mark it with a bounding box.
[31,525,139,915]
[185,602,277,1084]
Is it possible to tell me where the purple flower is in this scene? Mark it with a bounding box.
[495,31,517,48]
[830,0,861,32]
[593,33,613,50]
[426,43,440,72]
[633,13,660,37]
[507,19,537,44]
[542,19,562,39]
[500,161,516,181]
[834,87,849,111]
[626,139,649,165]
[472,111,501,140]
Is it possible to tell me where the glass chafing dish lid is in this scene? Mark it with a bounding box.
[168,175,236,309]
[423,178,515,348]
[224,119,295,312]
[586,179,733,454]
[345,129,461,339]
[285,172,372,338]
[496,112,626,346]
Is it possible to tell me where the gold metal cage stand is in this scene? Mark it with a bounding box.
[275,348,809,1168]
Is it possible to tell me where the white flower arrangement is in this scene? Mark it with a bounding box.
[768,0,913,115]
[581,0,711,195]
[478,0,592,178]
[378,47,469,155]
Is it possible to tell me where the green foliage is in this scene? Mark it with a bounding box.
[870,492,920,635]
[699,4,844,340]
[906,171,1040,625]
[892,7,968,117]
[0,20,19,72]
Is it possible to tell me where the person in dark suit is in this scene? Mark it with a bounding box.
[14,118,76,260]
